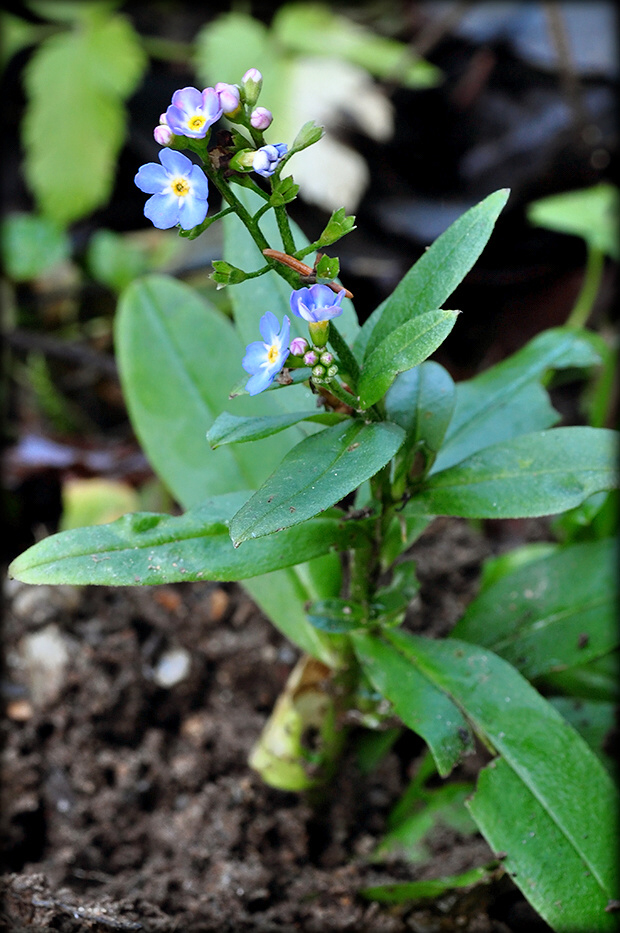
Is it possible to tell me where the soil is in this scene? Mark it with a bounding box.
[1,516,555,933]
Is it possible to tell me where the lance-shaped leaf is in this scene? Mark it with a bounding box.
[355,189,509,359]
[452,537,619,679]
[469,758,617,932]
[408,428,618,519]
[352,631,475,776]
[384,630,618,931]
[230,420,405,545]
[207,410,347,448]
[432,328,602,474]
[357,310,459,409]
[8,493,371,587]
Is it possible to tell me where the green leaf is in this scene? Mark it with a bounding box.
[8,493,371,587]
[372,782,477,863]
[433,328,602,474]
[272,3,442,89]
[357,189,509,359]
[269,176,299,207]
[360,866,493,905]
[290,119,324,152]
[208,410,348,447]
[549,696,617,773]
[0,213,71,281]
[527,183,620,260]
[543,652,620,704]
[469,758,617,932]
[306,597,367,633]
[385,361,455,449]
[116,274,298,506]
[230,420,405,545]
[410,428,619,519]
[352,631,475,777]
[452,538,619,679]
[385,631,619,931]
[22,12,146,225]
[317,207,357,248]
[358,310,459,409]
[115,274,341,665]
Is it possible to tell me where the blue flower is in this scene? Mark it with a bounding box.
[253,143,287,178]
[289,284,345,323]
[165,86,222,138]
[134,149,209,230]
[242,312,291,396]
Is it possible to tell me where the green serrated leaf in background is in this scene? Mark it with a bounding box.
[22,10,146,225]
[527,183,620,260]
[0,213,71,281]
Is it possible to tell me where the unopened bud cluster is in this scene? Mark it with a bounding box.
[307,348,338,384]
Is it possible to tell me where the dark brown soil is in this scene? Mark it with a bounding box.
[1,517,554,932]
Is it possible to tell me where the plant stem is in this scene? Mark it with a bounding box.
[566,244,604,329]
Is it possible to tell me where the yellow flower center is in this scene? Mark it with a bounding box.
[267,344,279,364]
[188,114,206,131]
[171,176,190,197]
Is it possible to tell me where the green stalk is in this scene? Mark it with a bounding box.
[566,244,604,329]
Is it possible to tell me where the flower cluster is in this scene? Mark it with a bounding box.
[135,69,288,232]
[242,285,345,395]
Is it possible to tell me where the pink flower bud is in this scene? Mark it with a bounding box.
[289,337,308,356]
[250,107,273,130]
[303,350,319,367]
[319,351,333,365]
[154,124,173,145]
[241,68,262,106]
[215,82,241,115]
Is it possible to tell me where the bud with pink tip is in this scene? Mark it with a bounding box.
[241,68,263,107]
[215,82,241,115]
[250,107,273,130]
[289,337,309,357]
[154,123,173,145]
[303,350,319,367]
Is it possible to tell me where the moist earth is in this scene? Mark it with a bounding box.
[2,517,553,932]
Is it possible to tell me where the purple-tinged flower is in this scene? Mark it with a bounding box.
[215,82,241,115]
[135,149,209,230]
[242,312,291,396]
[250,107,273,130]
[165,86,222,139]
[154,123,173,146]
[253,143,287,178]
[303,350,319,367]
[289,336,308,357]
[289,284,345,323]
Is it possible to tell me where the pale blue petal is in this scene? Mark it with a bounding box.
[134,162,168,193]
[187,165,209,198]
[159,148,192,174]
[259,311,280,344]
[289,291,306,320]
[177,194,208,230]
[246,367,274,395]
[144,193,179,229]
[242,341,268,374]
